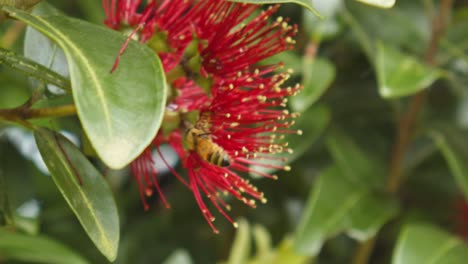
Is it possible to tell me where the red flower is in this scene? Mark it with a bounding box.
[455,197,468,240]
[103,0,300,233]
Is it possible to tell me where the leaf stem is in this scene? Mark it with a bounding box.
[352,0,453,263]
[0,47,71,91]
[0,104,77,124]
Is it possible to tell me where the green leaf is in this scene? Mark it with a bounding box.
[0,228,89,264]
[252,224,273,260]
[392,224,468,264]
[290,58,335,112]
[261,51,302,76]
[0,169,12,226]
[302,1,343,41]
[326,130,384,187]
[76,0,105,24]
[162,249,193,264]
[429,127,468,200]
[227,219,251,264]
[226,0,322,17]
[0,0,41,8]
[34,127,119,261]
[272,238,310,264]
[294,166,398,256]
[5,5,167,169]
[376,42,441,98]
[355,0,395,8]
[24,3,69,93]
[250,104,330,176]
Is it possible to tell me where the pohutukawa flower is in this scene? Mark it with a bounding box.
[103,0,301,233]
[455,197,468,240]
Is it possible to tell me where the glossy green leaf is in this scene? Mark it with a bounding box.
[272,238,310,264]
[0,0,40,8]
[24,2,69,94]
[227,219,251,264]
[261,51,302,76]
[252,224,272,259]
[429,127,468,199]
[249,226,308,264]
[0,228,89,264]
[0,169,12,225]
[250,104,330,176]
[76,0,105,24]
[294,166,398,256]
[326,130,384,187]
[302,0,343,41]
[34,127,119,261]
[376,42,441,98]
[226,0,321,17]
[5,6,167,169]
[223,220,309,264]
[162,249,193,264]
[290,58,335,112]
[355,0,395,8]
[392,224,468,264]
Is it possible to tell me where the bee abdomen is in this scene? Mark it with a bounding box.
[208,149,231,167]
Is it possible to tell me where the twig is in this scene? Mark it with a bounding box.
[0,47,71,92]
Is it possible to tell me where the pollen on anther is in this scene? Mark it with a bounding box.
[233,222,239,228]
[145,188,153,197]
[284,165,291,171]
[297,130,303,135]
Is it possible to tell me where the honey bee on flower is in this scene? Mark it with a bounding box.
[102,0,301,233]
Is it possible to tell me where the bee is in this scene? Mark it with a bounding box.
[185,113,231,167]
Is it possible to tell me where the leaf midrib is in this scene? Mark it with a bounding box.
[42,131,114,255]
[33,15,113,137]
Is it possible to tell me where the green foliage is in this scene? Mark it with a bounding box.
[430,127,468,200]
[4,3,167,169]
[223,219,311,264]
[294,166,398,256]
[1,0,468,263]
[376,42,442,98]
[290,58,335,112]
[227,0,322,17]
[34,127,119,261]
[0,228,89,264]
[393,224,468,264]
[356,0,395,8]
